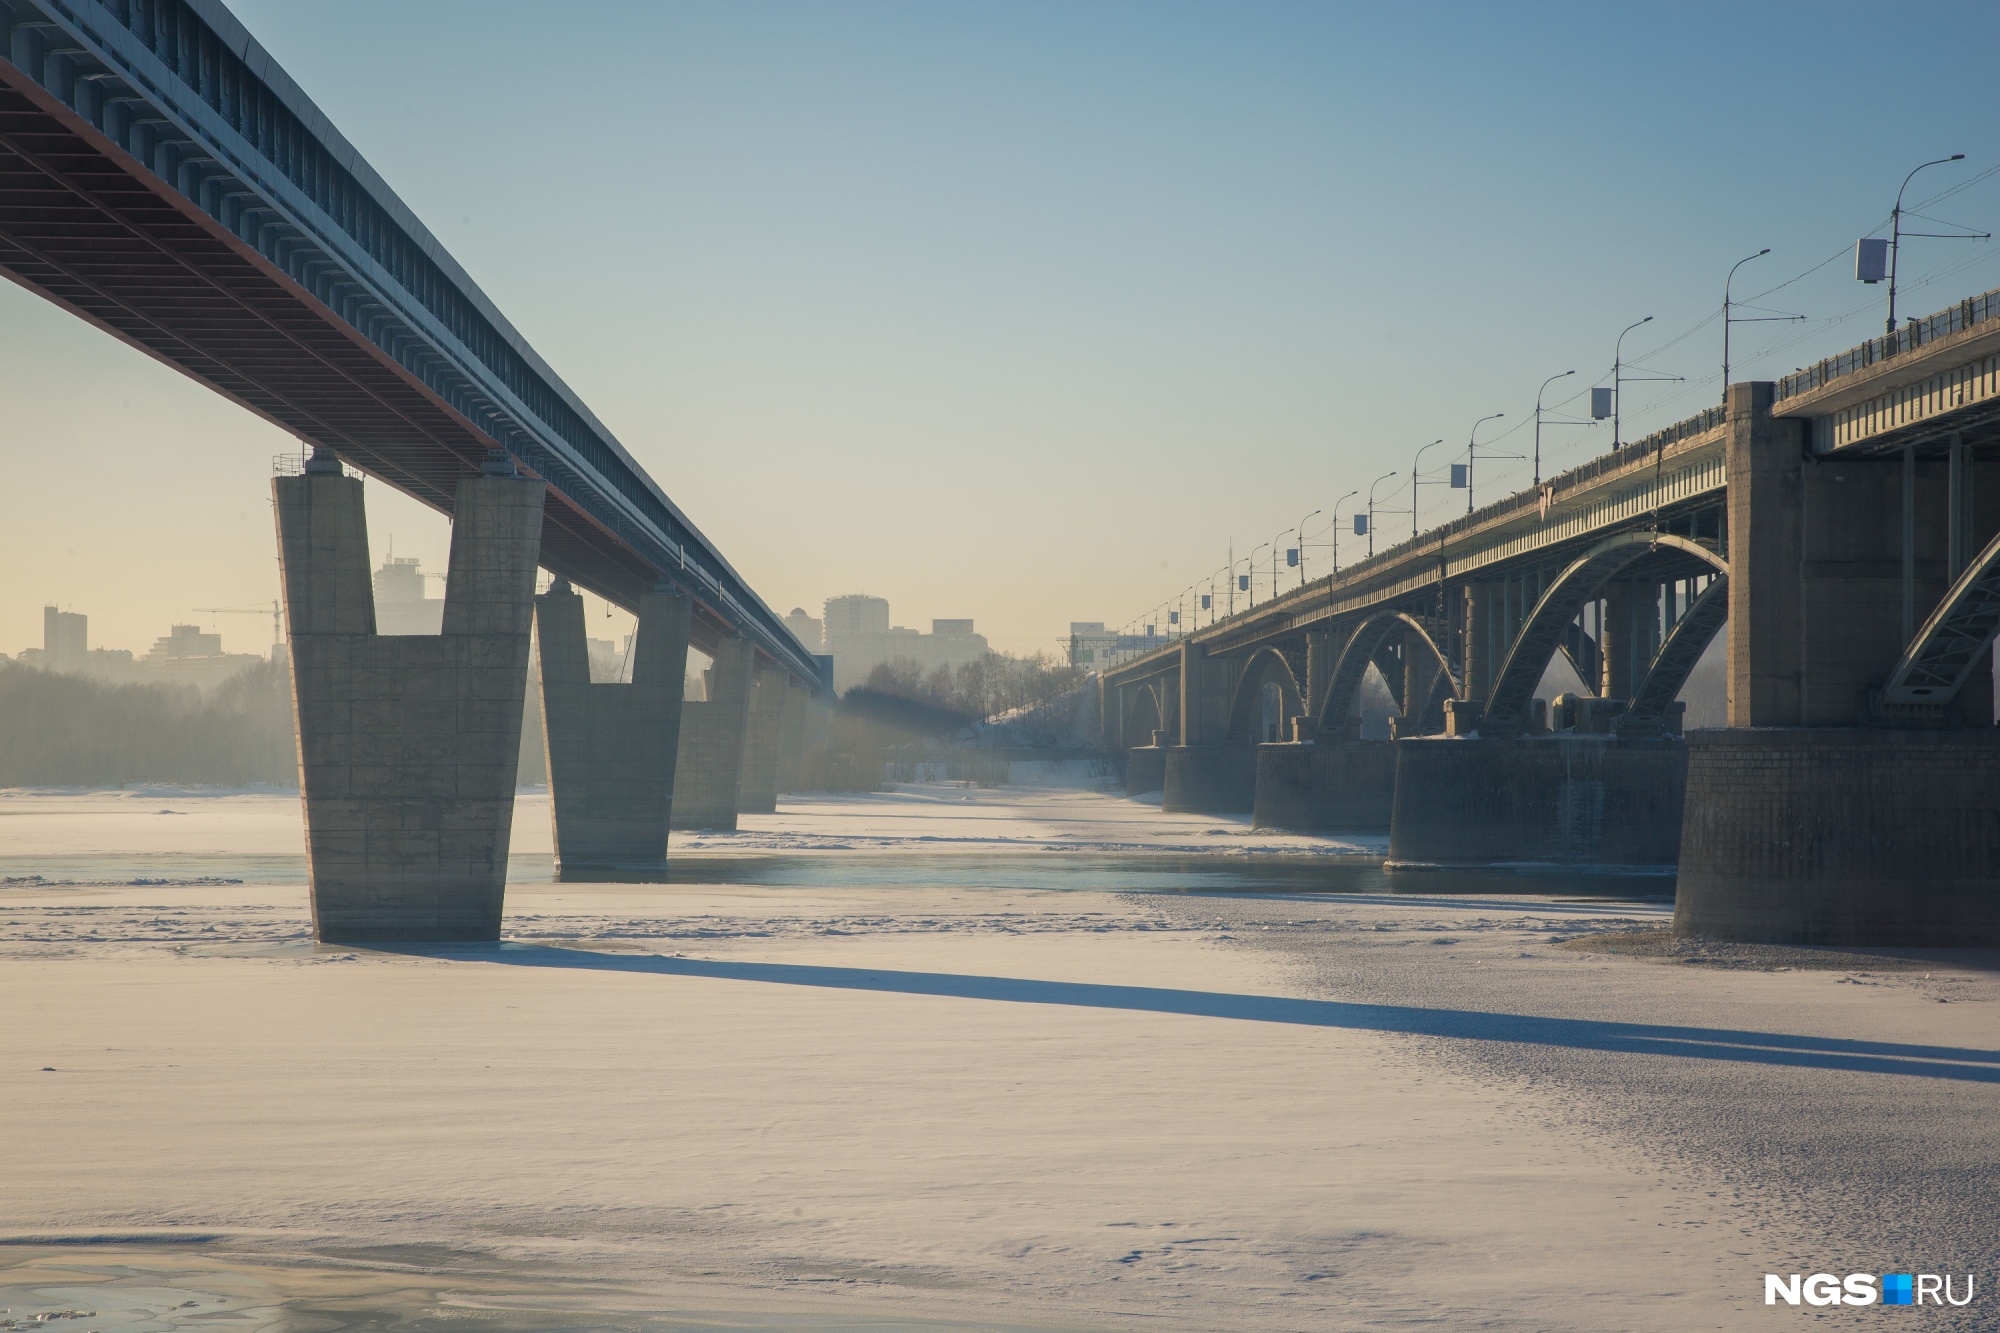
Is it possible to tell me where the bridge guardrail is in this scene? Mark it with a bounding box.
[1776,286,2000,402]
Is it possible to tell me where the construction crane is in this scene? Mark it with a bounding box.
[194,601,284,653]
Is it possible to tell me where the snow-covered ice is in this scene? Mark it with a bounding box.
[1,782,1995,1331]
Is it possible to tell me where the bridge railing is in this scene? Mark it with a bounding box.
[1332,404,1727,587]
[1104,401,1735,674]
[1777,286,2000,402]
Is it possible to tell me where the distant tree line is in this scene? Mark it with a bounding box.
[0,658,298,787]
[859,650,1084,724]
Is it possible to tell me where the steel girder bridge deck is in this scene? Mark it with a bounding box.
[0,0,821,684]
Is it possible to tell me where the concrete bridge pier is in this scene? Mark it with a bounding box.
[1162,639,1256,813]
[1676,382,2000,944]
[671,638,757,831]
[1387,734,1688,870]
[277,448,544,943]
[1252,740,1396,832]
[1127,736,1168,796]
[1677,730,2000,943]
[1163,746,1257,813]
[773,677,813,795]
[737,667,790,814]
[536,581,690,880]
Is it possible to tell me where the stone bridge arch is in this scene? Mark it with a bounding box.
[1120,680,1164,748]
[1224,645,1305,744]
[1879,525,2000,710]
[1314,612,1459,740]
[1482,532,1728,738]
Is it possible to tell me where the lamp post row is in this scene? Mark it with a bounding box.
[1121,152,1983,641]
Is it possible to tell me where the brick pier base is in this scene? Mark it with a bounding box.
[1252,742,1395,833]
[1675,728,2000,945]
[1162,746,1256,814]
[1387,735,1687,870]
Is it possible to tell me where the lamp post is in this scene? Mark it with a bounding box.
[1463,413,1503,514]
[1722,249,1767,402]
[1533,371,1574,486]
[1271,527,1296,602]
[1410,438,1444,538]
[1207,565,1228,626]
[1329,488,1358,574]
[1295,507,1321,586]
[1722,248,1807,404]
[1365,470,1398,558]
[1887,154,1969,336]
[1612,318,1650,450]
[1245,543,1270,605]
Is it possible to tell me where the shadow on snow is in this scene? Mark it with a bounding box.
[402,943,2000,1085]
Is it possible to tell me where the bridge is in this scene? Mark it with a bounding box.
[0,0,829,939]
[1104,285,2000,947]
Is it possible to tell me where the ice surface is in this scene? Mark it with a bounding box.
[1,785,1994,1332]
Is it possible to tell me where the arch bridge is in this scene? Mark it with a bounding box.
[1105,290,2000,896]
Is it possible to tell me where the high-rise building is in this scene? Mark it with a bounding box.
[823,594,890,641]
[42,606,86,674]
[373,554,444,635]
[821,595,988,694]
[784,607,824,653]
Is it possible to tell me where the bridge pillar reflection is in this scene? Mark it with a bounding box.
[276,449,544,943]
[535,581,689,881]
[1677,382,2000,943]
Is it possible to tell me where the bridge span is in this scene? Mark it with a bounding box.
[0,0,828,939]
[1105,287,2000,947]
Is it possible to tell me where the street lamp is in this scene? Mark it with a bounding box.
[1612,318,1649,450]
[1328,488,1359,574]
[1463,413,1503,514]
[1294,507,1321,586]
[1244,543,1270,605]
[1533,371,1576,486]
[1722,249,1803,404]
[1884,154,1977,336]
[1410,438,1444,538]
[1365,470,1398,558]
[1271,527,1296,601]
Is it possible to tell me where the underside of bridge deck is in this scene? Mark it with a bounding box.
[0,77,748,639]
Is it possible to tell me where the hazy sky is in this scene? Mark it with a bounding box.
[8,1,2000,658]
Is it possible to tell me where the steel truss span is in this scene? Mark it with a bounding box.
[0,0,819,683]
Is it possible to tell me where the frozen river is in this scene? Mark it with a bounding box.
[1,777,1994,1331]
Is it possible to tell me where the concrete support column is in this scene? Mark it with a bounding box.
[1461,584,1490,701]
[1304,628,1332,721]
[1178,640,1207,745]
[737,666,790,814]
[1725,381,1805,726]
[774,678,811,794]
[1601,581,1645,699]
[277,456,544,942]
[1403,635,1440,730]
[536,581,689,879]
[671,638,756,830]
